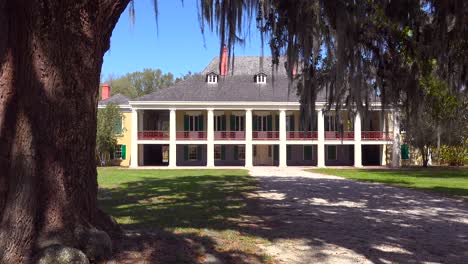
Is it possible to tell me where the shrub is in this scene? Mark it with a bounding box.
[439,144,467,166]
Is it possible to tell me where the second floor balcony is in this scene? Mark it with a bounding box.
[287,131,318,140]
[138,130,169,140]
[176,131,207,140]
[214,131,246,140]
[325,131,355,140]
[253,131,279,140]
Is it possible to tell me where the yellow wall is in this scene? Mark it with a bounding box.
[114,111,132,166]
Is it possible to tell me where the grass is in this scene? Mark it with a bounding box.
[97,167,271,263]
[310,167,468,198]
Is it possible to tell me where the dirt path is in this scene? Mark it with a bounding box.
[247,167,468,264]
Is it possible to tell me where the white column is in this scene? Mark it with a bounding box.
[169,109,177,168]
[137,111,144,165]
[207,109,215,167]
[380,145,387,166]
[279,110,287,167]
[354,112,362,167]
[392,110,401,167]
[380,114,387,166]
[317,110,325,167]
[245,109,253,167]
[130,108,138,168]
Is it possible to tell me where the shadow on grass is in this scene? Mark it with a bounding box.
[99,175,256,230]
[99,170,468,264]
[99,174,269,263]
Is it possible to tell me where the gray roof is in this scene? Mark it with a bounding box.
[136,56,302,102]
[135,57,379,103]
[202,56,288,76]
[98,94,129,106]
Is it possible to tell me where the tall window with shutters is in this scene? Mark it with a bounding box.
[114,116,123,135]
[188,145,198,160]
[230,115,244,131]
[254,115,272,131]
[286,115,295,131]
[214,115,226,131]
[184,114,203,131]
[113,144,126,160]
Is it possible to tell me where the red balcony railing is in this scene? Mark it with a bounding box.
[138,131,169,140]
[214,131,246,140]
[362,131,393,140]
[176,131,207,140]
[253,131,280,140]
[325,131,355,140]
[287,131,318,140]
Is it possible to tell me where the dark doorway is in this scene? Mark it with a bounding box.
[143,144,169,166]
[362,145,380,166]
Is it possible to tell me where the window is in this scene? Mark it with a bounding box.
[114,116,123,134]
[327,145,337,160]
[255,115,271,131]
[113,144,126,160]
[286,115,295,131]
[303,145,313,160]
[188,145,198,160]
[114,145,122,159]
[325,115,337,131]
[162,146,169,162]
[214,115,226,131]
[238,145,245,160]
[256,74,267,84]
[231,115,244,131]
[207,73,218,83]
[186,115,202,131]
[214,145,222,160]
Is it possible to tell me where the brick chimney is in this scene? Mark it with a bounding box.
[220,46,228,76]
[101,83,111,100]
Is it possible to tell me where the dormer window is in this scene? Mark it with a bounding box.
[255,73,267,84]
[207,72,218,84]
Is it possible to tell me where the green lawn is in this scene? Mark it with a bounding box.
[310,168,468,198]
[97,168,272,263]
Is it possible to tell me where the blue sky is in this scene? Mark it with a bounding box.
[101,0,268,80]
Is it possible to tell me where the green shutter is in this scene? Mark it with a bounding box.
[121,145,126,160]
[267,115,273,131]
[304,146,312,160]
[234,146,238,160]
[198,115,204,131]
[230,115,235,131]
[184,115,189,130]
[401,144,409,160]
[222,115,226,131]
[275,115,279,131]
[289,116,295,131]
[253,115,257,131]
[273,145,279,161]
[184,146,189,160]
[287,145,292,160]
[197,145,202,161]
[221,145,226,160]
[327,145,337,160]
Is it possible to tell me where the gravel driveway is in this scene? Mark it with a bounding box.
[247,167,468,264]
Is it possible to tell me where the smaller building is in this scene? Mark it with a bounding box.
[98,84,132,166]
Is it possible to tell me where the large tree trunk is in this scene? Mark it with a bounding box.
[0,1,129,262]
